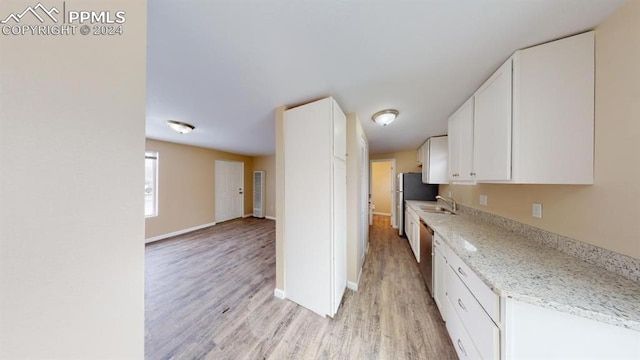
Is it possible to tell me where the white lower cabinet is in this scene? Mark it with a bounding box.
[405,207,420,262]
[442,242,640,360]
[433,234,447,321]
[503,299,640,360]
[446,297,483,360]
[447,264,500,359]
[444,245,500,360]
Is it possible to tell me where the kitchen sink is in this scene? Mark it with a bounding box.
[418,205,455,215]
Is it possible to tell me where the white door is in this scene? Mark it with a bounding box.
[215,160,244,223]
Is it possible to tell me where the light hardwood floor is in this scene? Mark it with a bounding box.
[145,215,456,359]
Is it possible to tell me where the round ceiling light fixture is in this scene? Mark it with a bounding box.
[166,120,195,134]
[371,109,399,126]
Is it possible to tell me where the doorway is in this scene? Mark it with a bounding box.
[370,159,396,228]
[215,160,244,223]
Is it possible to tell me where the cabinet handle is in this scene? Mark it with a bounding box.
[458,298,467,312]
[457,267,467,277]
[457,339,467,357]
[470,172,476,176]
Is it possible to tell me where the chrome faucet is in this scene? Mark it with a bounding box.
[435,195,457,212]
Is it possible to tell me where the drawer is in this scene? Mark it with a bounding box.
[446,297,482,360]
[447,248,500,323]
[433,233,448,255]
[448,265,500,360]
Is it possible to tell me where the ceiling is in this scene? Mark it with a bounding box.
[146,0,625,156]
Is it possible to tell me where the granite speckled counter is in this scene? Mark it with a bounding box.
[405,200,640,331]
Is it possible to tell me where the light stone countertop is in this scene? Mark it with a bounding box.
[405,200,640,331]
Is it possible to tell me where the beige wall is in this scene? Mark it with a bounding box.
[0,0,146,357]
[145,139,253,239]
[371,161,393,214]
[441,0,640,260]
[370,150,421,174]
[253,155,276,219]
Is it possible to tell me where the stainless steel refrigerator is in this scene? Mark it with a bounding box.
[396,173,438,236]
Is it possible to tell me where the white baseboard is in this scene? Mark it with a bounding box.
[347,266,363,291]
[265,215,276,221]
[145,222,216,244]
[243,213,253,218]
[273,288,286,299]
[372,212,391,216]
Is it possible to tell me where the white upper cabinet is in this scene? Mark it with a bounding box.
[448,31,595,184]
[416,144,424,167]
[511,31,594,184]
[332,102,347,160]
[448,97,475,182]
[473,58,513,181]
[422,136,448,184]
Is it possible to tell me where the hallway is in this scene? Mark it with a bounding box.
[145,216,455,359]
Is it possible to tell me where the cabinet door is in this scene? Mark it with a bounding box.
[412,215,421,262]
[512,31,594,184]
[447,113,460,181]
[434,246,447,321]
[422,140,430,183]
[332,99,347,160]
[428,136,448,184]
[448,97,474,182]
[457,98,475,181]
[474,58,513,181]
[405,210,411,241]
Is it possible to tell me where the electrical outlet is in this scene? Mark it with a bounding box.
[532,203,543,219]
[479,194,488,206]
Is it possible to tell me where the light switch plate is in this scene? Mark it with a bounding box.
[532,203,543,219]
[479,195,488,206]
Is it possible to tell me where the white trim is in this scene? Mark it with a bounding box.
[243,213,253,218]
[347,268,363,291]
[145,222,216,244]
[265,215,276,221]
[369,158,397,228]
[273,288,286,299]
[372,212,391,216]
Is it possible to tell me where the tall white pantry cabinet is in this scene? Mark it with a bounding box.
[283,97,347,317]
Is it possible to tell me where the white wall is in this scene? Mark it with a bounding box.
[0,0,147,358]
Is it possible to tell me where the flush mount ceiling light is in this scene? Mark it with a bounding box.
[166,120,195,134]
[371,109,399,126]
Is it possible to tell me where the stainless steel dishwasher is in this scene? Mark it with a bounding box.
[419,219,434,297]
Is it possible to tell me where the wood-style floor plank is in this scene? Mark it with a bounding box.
[145,216,456,359]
